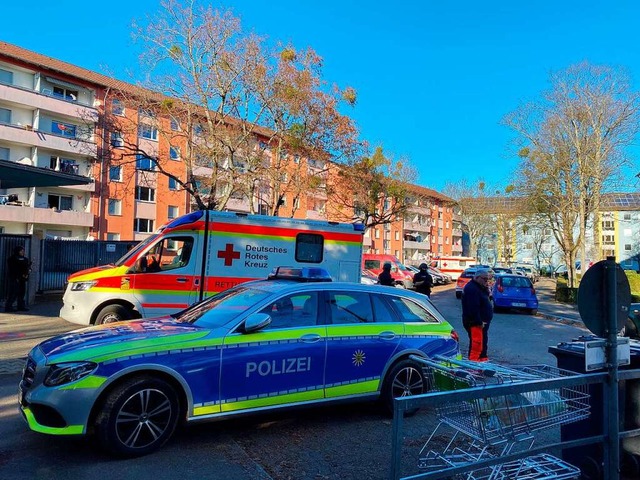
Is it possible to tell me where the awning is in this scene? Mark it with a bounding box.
[0,159,93,188]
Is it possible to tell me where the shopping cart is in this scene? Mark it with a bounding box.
[415,356,589,479]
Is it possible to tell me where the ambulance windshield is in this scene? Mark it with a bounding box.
[114,234,160,266]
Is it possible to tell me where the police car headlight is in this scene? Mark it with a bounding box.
[44,362,98,386]
[70,281,97,291]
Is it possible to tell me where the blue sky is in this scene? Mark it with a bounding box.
[3,1,640,193]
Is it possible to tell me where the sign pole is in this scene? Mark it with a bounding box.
[605,256,620,480]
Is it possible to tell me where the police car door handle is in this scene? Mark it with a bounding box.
[378,331,396,340]
[300,334,322,343]
[176,277,188,283]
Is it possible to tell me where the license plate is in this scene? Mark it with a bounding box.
[512,302,526,307]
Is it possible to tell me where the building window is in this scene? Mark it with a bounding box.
[602,220,614,230]
[169,146,180,160]
[107,232,120,241]
[0,68,13,84]
[136,155,157,171]
[112,99,125,116]
[109,166,122,181]
[108,199,122,216]
[168,205,179,219]
[53,86,78,101]
[48,194,73,211]
[0,146,9,161]
[134,218,154,233]
[52,121,76,138]
[138,108,156,118]
[625,244,632,251]
[0,107,11,124]
[135,186,156,202]
[110,131,124,148]
[138,124,158,141]
[170,117,180,131]
[169,177,179,190]
[624,213,632,221]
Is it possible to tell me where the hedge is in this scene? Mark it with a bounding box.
[555,270,640,304]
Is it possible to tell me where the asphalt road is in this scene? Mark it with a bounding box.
[0,281,591,480]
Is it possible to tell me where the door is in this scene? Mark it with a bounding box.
[323,290,403,398]
[130,235,201,317]
[219,291,327,412]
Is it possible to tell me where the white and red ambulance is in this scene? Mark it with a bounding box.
[430,256,477,280]
[60,210,364,325]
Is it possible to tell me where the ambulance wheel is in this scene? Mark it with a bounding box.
[382,359,427,416]
[95,305,130,325]
[94,376,180,457]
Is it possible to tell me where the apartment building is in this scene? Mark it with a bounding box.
[0,42,457,262]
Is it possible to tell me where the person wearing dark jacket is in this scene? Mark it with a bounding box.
[378,262,395,286]
[461,269,493,361]
[413,263,433,298]
[5,246,32,312]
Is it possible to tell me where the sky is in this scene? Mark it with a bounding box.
[3,0,640,194]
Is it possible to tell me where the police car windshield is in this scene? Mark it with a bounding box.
[176,286,272,328]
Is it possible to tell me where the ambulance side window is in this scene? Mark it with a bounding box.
[295,233,323,263]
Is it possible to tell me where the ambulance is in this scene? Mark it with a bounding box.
[429,256,477,280]
[60,210,364,325]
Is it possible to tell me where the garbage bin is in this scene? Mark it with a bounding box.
[549,336,640,479]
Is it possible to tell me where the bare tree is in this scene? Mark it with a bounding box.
[326,146,417,230]
[504,62,640,286]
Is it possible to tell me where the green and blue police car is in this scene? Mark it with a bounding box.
[20,267,460,456]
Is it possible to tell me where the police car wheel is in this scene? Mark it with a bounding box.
[96,305,130,325]
[95,376,180,457]
[382,359,426,415]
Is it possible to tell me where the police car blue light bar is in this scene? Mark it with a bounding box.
[267,266,333,282]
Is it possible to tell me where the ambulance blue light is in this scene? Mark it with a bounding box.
[165,211,204,228]
[353,223,365,232]
[267,266,333,282]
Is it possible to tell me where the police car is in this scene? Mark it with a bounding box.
[19,267,460,457]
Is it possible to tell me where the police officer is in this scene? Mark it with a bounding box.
[5,245,32,312]
[461,268,493,361]
[378,262,395,286]
[413,263,433,298]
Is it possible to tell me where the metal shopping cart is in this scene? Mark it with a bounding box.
[414,356,590,479]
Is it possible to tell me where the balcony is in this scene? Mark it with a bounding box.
[407,205,431,216]
[452,244,463,253]
[452,229,462,237]
[403,220,430,233]
[306,210,326,221]
[0,83,98,121]
[0,204,93,227]
[403,240,431,251]
[0,123,97,157]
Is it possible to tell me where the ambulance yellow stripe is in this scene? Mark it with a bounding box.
[72,266,129,282]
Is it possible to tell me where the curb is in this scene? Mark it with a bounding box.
[535,311,583,327]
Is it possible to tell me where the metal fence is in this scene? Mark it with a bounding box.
[39,239,134,292]
[390,359,640,480]
[0,234,32,302]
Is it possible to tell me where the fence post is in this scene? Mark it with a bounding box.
[605,256,620,480]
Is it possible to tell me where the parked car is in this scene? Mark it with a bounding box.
[19,267,460,457]
[362,254,414,288]
[455,267,478,299]
[429,266,452,284]
[491,274,539,314]
[514,266,539,283]
[620,303,640,339]
[361,269,379,285]
[492,267,513,275]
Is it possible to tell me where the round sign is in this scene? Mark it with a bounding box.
[577,260,631,337]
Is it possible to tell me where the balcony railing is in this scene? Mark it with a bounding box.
[403,240,430,251]
[0,82,97,120]
[0,204,93,227]
[403,220,430,232]
[0,123,96,157]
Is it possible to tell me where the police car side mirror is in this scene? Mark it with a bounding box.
[244,313,272,333]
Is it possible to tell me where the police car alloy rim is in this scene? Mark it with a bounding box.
[115,388,173,449]
[392,365,424,397]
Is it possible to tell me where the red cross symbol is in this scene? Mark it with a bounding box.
[443,262,448,267]
[217,243,240,266]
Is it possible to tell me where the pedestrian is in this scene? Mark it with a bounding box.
[412,263,433,298]
[378,262,395,286]
[461,268,493,361]
[5,245,32,312]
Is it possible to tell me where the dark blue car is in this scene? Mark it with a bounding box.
[491,274,539,315]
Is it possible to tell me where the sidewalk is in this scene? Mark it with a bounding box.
[0,297,73,375]
[533,277,583,326]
